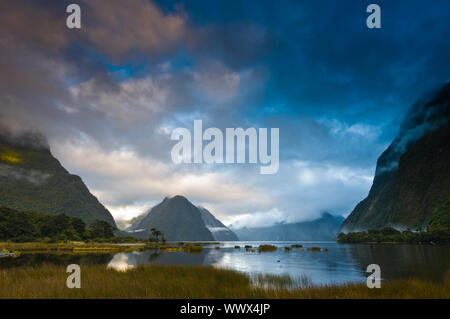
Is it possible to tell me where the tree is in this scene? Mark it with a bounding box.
[87,220,116,239]
[149,228,164,242]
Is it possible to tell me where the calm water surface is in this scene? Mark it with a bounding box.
[1,241,449,286]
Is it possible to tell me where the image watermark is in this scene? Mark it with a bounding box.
[366,264,381,288]
[366,4,381,29]
[66,4,81,29]
[66,264,81,289]
[171,120,279,174]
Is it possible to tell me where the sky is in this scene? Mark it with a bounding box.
[0,0,449,227]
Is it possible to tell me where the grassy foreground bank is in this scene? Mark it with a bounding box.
[0,264,448,299]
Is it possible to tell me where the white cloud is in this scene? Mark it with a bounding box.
[228,208,285,228]
[193,62,241,102]
[51,136,273,222]
[70,76,171,125]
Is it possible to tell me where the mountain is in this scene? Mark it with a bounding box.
[198,207,239,241]
[127,195,238,241]
[231,213,344,241]
[0,130,116,227]
[340,83,450,233]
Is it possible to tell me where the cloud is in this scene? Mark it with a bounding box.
[70,75,171,125]
[192,62,241,102]
[228,208,286,229]
[51,137,273,222]
[0,1,68,49]
[0,164,51,186]
[1,0,448,229]
[82,0,187,60]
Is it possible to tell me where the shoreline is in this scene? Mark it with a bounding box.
[0,263,448,299]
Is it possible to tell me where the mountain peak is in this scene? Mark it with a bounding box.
[340,83,450,233]
[0,130,116,227]
[128,196,238,241]
[167,195,190,203]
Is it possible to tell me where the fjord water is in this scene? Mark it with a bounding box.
[1,242,449,286]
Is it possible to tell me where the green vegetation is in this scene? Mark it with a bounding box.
[182,244,204,253]
[340,85,450,233]
[0,207,121,242]
[337,226,450,244]
[0,264,448,298]
[291,244,303,248]
[149,228,166,243]
[258,244,277,252]
[0,242,153,254]
[234,245,240,249]
[430,201,450,230]
[0,140,116,226]
[158,244,204,254]
[255,273,312,289]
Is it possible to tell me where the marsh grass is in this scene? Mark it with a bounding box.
[0,242,153,254]
[182,245,204,253]
[258,245,277,252]
[255,273,312,289]
[0,264,448,299]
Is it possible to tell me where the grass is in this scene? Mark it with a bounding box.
[0,242,154,254]
[182,245,204,253]
[258,245,277,252]
[0,264,448,299]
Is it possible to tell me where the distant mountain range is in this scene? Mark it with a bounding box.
[231,213,344,241]
[0,130,116,227]
[126,195,238,241]
[340,83,450,233]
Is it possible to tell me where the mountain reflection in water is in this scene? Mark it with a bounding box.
[2,242,448,286]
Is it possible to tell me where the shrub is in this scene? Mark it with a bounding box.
[258,245,277,252]
[183,245,203,253]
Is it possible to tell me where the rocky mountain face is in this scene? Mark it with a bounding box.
[340,83,450,233]
[198,207,239,241]
[127,195,238,241]
[0,130,116,227]
[231,213,344,241]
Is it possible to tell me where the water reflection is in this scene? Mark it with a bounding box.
[2,242,449,286]
[346,244,450,282]
[107,253,136,272]
[0,252,113,268]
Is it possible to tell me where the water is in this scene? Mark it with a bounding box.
[1,241,449,286]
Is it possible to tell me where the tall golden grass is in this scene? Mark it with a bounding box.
[0,264,448,299]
